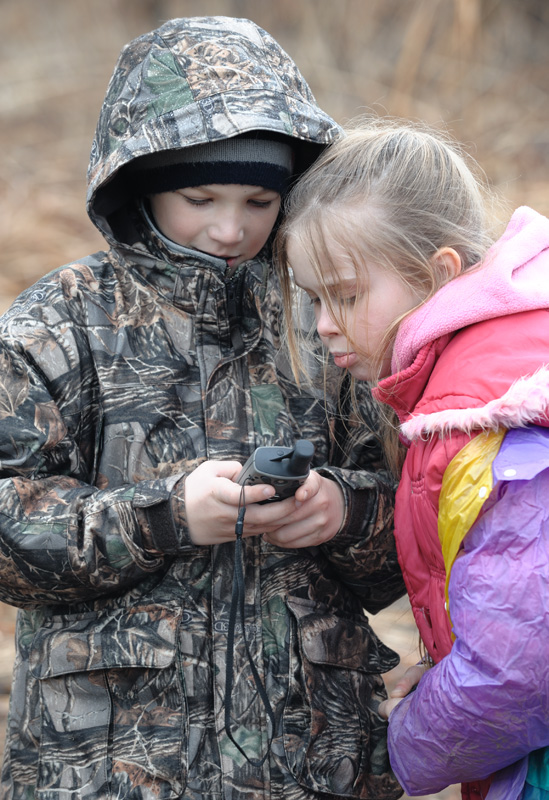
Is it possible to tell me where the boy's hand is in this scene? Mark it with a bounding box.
[261,472,345,548]
[378,663,428,719]
[184,460,345,547]
[184,460,275,545]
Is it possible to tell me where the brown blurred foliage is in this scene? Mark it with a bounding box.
[1,0,549,311]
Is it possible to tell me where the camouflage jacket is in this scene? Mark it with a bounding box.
[0,17,404,800]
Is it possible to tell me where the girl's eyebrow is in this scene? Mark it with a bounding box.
[326,276,357,292]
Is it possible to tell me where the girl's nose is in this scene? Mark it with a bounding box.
[315,303,340,338]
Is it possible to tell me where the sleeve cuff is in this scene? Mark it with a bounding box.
[135,477,195,554]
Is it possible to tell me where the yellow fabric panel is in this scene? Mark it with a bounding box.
[438,429,506,630]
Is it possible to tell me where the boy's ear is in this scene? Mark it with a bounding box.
[430,247,462,281]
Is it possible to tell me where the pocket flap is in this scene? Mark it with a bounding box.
[286,595,399,674]
[30,604,181,679]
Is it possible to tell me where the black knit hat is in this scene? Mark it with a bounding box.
[127,134,294,196]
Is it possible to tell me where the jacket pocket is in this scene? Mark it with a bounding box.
[284,596,402,799]
[29,604,185,800]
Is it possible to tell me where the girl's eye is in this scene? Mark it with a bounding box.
[308,295,321,306]
[328,287,358,306]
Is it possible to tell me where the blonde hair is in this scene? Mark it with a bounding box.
[275,116,503,472]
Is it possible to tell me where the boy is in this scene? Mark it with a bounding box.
[0,17,404,800]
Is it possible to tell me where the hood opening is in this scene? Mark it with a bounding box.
[91,134,330,246]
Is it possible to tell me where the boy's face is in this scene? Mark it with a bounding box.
[149,184,281,270]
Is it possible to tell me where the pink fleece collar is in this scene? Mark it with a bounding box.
[392,207,549,373]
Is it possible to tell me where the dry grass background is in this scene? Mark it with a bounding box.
[1,0,549,796]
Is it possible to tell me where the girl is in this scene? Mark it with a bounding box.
[277,117,549,800]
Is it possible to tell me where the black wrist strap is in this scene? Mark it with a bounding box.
[224,491,275,767]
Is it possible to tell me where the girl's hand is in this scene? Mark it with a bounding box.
[378,663,428,719]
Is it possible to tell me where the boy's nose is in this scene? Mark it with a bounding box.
[209,214,245,245]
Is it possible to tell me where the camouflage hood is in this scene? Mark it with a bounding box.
[87,16,341,246]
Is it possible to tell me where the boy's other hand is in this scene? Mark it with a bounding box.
[261,472,345,549]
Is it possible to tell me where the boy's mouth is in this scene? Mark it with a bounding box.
[193,246,240,267]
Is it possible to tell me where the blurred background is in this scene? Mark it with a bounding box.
[1,0,548,796]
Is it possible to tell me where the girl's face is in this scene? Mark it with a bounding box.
[287,233,421,381]
[150,184,281,270]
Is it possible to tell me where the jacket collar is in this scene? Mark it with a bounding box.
[373,334,451,428]
[374,316,549,442]
[112,201,271,314]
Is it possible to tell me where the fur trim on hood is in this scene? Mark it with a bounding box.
[401,366,549,440]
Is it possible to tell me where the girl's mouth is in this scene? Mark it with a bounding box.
[332,351,358,369]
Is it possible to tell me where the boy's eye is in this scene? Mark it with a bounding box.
[248,199,273,208]
[182,195,209,206]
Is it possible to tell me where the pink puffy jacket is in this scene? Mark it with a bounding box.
[373,207,549,800]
